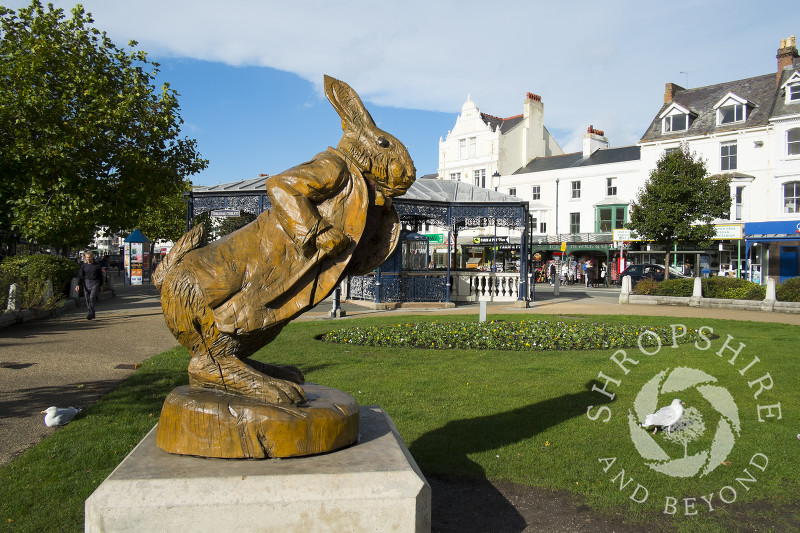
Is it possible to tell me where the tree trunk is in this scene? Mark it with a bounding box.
[664,249,671,281]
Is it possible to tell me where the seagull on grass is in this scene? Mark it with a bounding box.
[641,399,684,435]
[42,406,81,427]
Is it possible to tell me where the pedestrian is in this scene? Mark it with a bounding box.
[548,262,556,286]
[76,251,104,320]
[601,261,609,288]
[561,261,569,286]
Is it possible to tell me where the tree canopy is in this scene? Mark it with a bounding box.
[627,144,731,278]
[0,1,207,251]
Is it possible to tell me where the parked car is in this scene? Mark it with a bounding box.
[619,264,688,286]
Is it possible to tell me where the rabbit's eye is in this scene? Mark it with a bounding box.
[377,136,390,148]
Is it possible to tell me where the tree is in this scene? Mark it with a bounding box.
[126,179,192,242]
[627,144,731,279]
[0,1,207,253]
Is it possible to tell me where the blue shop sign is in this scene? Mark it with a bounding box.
[745,220,800,237]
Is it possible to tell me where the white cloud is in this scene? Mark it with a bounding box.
[21,0,800,151]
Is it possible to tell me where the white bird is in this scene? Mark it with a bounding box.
[42,406,81,427]
[641,399,684,435]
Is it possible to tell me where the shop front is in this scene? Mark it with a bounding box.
[745,220,800,284]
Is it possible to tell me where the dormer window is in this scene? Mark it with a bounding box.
[718,104,745,124]
[714,93,751,126]
[664,114,687,132]
[782,72,800,104]
[659,103,692,134]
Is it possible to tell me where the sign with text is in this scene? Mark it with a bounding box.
[473,236,509,244]
[712,224,743,240]
[210,209,242,218]
[422,233,444,244]
[612,229,641,242]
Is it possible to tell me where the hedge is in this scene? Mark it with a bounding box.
[0,255,78,310]
[631,275,800,302]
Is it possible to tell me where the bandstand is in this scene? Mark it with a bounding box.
[186,177,530,305]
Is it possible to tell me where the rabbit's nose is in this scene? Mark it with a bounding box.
[389,161,404,179]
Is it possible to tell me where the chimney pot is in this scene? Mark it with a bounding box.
[777,35,799,85]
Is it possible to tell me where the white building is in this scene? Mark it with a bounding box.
[637,35,800,281]
[438,93,563,186]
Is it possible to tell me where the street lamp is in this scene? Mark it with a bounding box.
[491,171,500,272]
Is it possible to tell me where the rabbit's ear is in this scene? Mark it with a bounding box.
[324,75,376,131]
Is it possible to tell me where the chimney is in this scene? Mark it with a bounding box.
[583,125,608,157]
[523,91,543,119]
[664,82,685,103]
[777,35,799,85]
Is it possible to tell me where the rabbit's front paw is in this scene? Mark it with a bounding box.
[315,227,350,257]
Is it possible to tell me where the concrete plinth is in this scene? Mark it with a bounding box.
[85,406,431,533]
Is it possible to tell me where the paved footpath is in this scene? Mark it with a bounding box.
[1,282,798,467]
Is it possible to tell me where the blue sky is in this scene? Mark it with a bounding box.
[12,1,800,185]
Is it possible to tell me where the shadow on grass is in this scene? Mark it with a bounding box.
[410,381,614,533]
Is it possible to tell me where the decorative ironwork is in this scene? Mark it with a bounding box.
[348,274,375,300]
[380,274,403,302]
[394,202,448,227]
[402,274,447,302]
[192,194,267,219]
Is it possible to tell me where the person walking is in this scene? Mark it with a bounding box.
[76,252,104,320]
[601,261,609,288]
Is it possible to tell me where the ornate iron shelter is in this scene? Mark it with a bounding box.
[186,177,530,303]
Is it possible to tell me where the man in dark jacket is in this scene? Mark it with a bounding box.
[76,252,104,319]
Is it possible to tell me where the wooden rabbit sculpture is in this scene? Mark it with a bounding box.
[154,75,415,407]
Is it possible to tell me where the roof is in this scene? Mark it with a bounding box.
[771,62,800,120]
[397,179,522,204]
[640,73,778,143]
[192,176,523,205]
[512,145,641,174]
[481,112,525,133]
[124,229,151,243]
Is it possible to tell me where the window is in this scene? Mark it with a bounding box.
[735,186,744,221]
[540,222,547,233]
[664,147,679,155]
[721,141,737,171]
[531,185,541,200]
[785,182,800,214]
[473,169,485,188]
[458,139,467,158]
[571,181,581,199]
[789,84,800,102]
[663,114,688,132]
[606,177,617,196]
[449,172,461,181]
[788,128,800,156]
[718,104,745,125]
[508,187,517,197]
[596,206,627,232]
[570,213,580,234]
[468,137,476,157]
[531,217,538,233]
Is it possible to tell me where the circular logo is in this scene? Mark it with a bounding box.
[627,367,741,478]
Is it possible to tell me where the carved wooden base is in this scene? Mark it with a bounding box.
[155,383,359,458]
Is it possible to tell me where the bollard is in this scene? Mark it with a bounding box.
[43,279,53,304]
[479,301,487,323]
[330,287,346,318]
[7,283,19,312]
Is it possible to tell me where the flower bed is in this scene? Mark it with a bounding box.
[321,320,702,351]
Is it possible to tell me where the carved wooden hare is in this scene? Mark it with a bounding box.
[154,76,415,405]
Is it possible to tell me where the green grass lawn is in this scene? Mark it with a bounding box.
[1,313,798,532]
